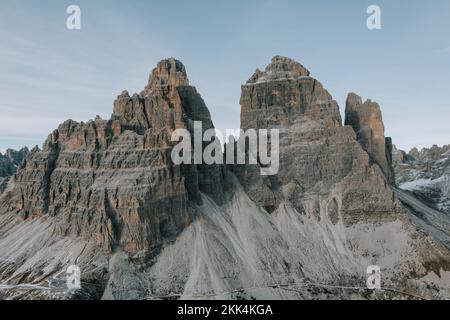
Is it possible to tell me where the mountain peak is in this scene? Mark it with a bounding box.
[247,56,310,84]
[143,58,189,94]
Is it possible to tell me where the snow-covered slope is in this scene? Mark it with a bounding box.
[1,58,450,300]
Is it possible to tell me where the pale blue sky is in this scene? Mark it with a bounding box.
[1,0,449,154]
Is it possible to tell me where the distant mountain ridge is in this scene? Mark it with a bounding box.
[0,57,449,300]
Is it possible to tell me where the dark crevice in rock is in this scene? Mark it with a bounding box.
[43,142,61,215]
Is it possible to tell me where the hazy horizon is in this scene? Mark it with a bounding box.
[1,0,450,154]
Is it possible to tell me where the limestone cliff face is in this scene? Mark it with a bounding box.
[234,57,400,225]
[345,93,395,184]
[0,147,30,193]
[0,58,224,256]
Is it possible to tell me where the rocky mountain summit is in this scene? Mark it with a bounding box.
[0,57,449,300]
[392,145,450,252]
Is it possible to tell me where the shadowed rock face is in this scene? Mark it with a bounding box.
[345,93,395,185]
[0,147,30,193]
[0,58,225,255]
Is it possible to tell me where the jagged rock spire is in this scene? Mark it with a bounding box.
[345,92,395,184]
[241,55,341,131]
